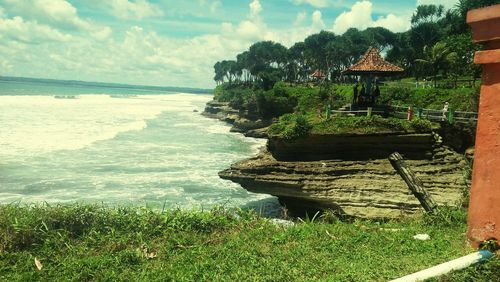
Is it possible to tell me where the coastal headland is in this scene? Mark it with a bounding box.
[203,96,469,218]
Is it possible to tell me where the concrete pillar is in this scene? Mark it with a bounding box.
[467,4,500,248]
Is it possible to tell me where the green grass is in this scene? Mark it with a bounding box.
[269,114,433,139]
[2,204,495,281]
[433,256,500,282]
[310,115,433,135]
[379,86,479,112]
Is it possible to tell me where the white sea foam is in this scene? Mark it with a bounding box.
[0,94,211,155]
[0,92,279,212]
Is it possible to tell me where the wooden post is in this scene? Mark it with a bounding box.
[389,152,438,213]
[448,109,455,124]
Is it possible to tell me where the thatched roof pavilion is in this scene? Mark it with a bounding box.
[343,47,404,76]
[343,47,404,106]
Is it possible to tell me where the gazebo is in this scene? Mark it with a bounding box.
[343,47,404,105]
[310,70,326,81]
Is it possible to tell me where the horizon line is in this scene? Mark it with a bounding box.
[0,75,213,93]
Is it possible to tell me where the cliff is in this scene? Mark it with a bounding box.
[202,100,271,138]
[219,132,468,219]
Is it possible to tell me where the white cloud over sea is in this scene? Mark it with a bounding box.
[0,0,458,88]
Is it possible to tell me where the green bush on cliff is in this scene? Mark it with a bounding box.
[214,82,351,119]
[311,116,433,135]
[268,113,313,139]
[270,113,433,138]
[214,83,297,118]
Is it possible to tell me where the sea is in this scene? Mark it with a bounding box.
[0,77,279,213]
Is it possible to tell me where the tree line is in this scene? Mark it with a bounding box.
[213,0,498,89]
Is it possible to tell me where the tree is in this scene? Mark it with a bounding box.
[454,0,500,33]
[213,61,224,85]
[363,27,396,52]
[342,28,371,65]
[415,42,457,87]
[287,42,307,83]
[443,33,481,86]
[236,51,252,83]
[304,31,336,77]
[411,5,445,25]
[247,41,288,89]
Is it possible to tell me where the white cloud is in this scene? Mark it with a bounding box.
[333,1,410,35]
[311,10,325,30]
[91,27,113,41]
[0,2,270,87]
[417,0,458,10]
[0,16,73,43]
[294,11,307,26]
[0,0,337,87]
[333,1,372,34]
[2,0,91,30]
[373,14,410,32]
[0,0,419,88]
[249,0,262,19]
[292,0,330,8]
[107,0,164,20]
[210,1,222,13]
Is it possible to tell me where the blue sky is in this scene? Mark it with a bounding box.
[0,0,458,88]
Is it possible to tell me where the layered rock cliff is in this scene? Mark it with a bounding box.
[202,100,271,138]
[219,132,468,219]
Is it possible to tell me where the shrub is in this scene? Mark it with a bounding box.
[269,113,312,139]
[309,116,433,135]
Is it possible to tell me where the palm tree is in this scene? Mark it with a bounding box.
[415,42,457,87]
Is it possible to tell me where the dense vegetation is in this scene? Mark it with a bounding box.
[269,114,434,139]
[213,0,498,89]
[1,204,497,281]
[210,0,492,139]
[215,82,351,119]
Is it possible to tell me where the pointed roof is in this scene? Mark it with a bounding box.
[343,47,404,76]
[311,70,326,78]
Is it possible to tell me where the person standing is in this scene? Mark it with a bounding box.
[442,102,449,121]
[359,84,366,106]
[373,85,380,104]
[353,83,359,105]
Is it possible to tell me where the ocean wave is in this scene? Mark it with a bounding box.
[0,94,210,155]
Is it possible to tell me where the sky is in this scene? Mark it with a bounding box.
[0,0,459,88]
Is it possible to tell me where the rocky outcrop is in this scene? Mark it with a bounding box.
[219,133,468,219]
[202,100,271,138]
[269,132,436,161]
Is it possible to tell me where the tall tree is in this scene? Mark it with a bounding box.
[415,42,457,86]
[304,31,336,76]
[411,4,445,25]
[247,41,288,89]
[287,42,307,82]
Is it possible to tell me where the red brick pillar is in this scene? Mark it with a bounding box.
[467,4,500,248]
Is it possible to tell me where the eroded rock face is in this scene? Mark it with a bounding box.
[219,134,467,219]
[269,133,436,161]
[202,100,270,138]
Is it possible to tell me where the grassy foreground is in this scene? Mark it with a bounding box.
[0,204,497,281]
